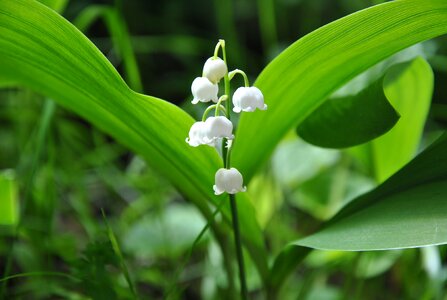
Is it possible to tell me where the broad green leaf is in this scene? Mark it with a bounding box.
[232,0,447,182]
[0,170,19,226]
[295,132,447,251]
[371,57,434,182]
[297,179,447,251]
[0,0,268,279]
[297,73,399,149]
[0,78,16,88]
[268,132,447,294]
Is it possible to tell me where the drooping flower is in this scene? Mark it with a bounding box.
[203,116,234,144]
[185,121,208,147]
[186,117,234,147]
[203,57,227,83]
[191,77,218,104]
[232,86,267,113]
[213,167,246,195]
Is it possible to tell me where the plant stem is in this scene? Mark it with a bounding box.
[222,41,231,165]
[220,40,248,299]
[228,69,250,87]
[229,194,248,300]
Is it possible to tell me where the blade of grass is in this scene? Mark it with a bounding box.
[0,272,79,283]
[0,170,19,226]
[0,98,55,299]
[73,5,143,92]
[101,209,139,300]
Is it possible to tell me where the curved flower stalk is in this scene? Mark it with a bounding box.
[185,39,267,300]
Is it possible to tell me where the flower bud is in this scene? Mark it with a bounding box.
[203,57,228,83]
[191,77,218,104]
[203,116,234,144]
[213,167,246,195]
[232,86,267,113]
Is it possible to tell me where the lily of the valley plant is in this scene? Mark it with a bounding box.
[186,39,267,299]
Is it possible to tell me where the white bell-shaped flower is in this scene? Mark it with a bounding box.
[232,86,267,113]
[213,167,246,195]
[191,77,218,104]
[203,116,234,144]
[203,57,227,83]
[186,121,208,147]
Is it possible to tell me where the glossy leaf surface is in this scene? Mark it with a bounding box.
[232,0,447,182]
[0,0,268,279]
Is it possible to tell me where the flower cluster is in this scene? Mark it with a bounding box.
[186,40,267,195]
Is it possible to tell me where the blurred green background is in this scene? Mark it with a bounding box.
[1,0,447,299]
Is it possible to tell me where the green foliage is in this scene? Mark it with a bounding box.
[1,0,447,299]
[73,5,143,92]
[0,170,19,226]
[299,180,447,250]
[38,0,68,13]
[72,240,120,300]
[269,133,447,295]
[370,57,434,182]
[232,0,447,181]
[0,0,267,281]
[297,63,404,148]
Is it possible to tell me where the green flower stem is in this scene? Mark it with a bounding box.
[221,40,248,300]
[222,41,231,165]
[202,103,227,121]
[229,193,248,300]
[228,69,250,87]
[215,95,228,117]
[214,39,225,58]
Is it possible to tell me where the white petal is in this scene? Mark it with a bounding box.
[213,184,224,195]
[232,86,267,112]
[191,77,218,104]
[186,121,207,147]
[213,167,245,195]
[204,116,234,142]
